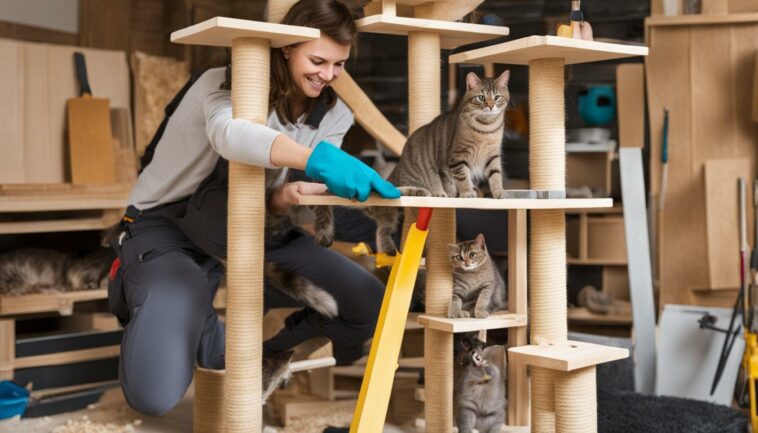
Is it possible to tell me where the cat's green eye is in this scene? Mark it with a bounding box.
[456,255,464,261]
[469,252,477,259]
[476,95,485,102]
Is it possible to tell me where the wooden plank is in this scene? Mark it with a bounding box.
[567,307,632,325]
[646,12,758,26]
[78,0,131,51]
[616,64,646,148]
[0,39,24,184]
[731,0,758,13]
[297,195,613,210]
[355,14,508,50]
[0,320,14,380]
[331,71,406,156]
[22,42,56,183]
[417,312,527,333]
[449,36,648,66]
[704,159,753,289]
[170,17,320,48]
[753,51,758,123]
[413,0,484,21]
[0,290,108,317]
[0,191,128,212]
[507,209,528,427]
[0,214,120,235]
[508,341,629,372]
[587,216,627,262]
[14,345,120,369]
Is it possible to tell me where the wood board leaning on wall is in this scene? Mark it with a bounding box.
[645,18,758,308]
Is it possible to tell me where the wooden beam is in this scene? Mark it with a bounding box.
[0,320,14,380]
[417,312,527,333]
[298,194,614,210]
[507,209,529,427]
[413,0,484,21]
[331,71,406,156]
[15,345,120,370]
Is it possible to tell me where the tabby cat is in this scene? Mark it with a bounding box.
[263,167,338,318]
[0,248,114,296]
[447,234,506,319]
[366,70,511,253]
[262,349,294,403]
[454,334,506,433]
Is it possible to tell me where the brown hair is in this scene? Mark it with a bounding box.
[270,0,357,124]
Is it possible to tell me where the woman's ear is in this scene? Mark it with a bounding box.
[281,46,291,60]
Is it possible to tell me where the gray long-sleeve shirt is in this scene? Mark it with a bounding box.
[128,67,354,210]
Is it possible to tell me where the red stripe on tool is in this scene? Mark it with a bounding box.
[109,258,121,281]
[416,208,433,231]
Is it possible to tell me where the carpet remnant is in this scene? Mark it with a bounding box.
[598,390,748,433]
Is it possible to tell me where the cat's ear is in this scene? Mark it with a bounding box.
[495,70,510,88]
[466,72,482,90]
[475,233,486,249]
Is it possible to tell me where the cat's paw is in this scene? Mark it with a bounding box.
[458,190,478,199]
[474,308,490,319]
[494,190,510,200]
[447,308,470,319]
[399,186,432,197]
[432,191,448,198]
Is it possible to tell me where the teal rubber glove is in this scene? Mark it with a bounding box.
[305,141,401,202]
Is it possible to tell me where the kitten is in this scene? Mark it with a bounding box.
[0,249,68,296]
[454,334,506,433]
[447,234,506,319]
[65,248,115,292]
[366,71,511,254]
[262,349,294,403]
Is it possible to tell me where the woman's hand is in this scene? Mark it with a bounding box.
[269,181,328,214]
[305,141,400,201]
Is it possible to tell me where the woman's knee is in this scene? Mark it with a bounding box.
[122,378,182,416]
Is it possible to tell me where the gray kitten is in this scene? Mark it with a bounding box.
[367,71,511,253]
[447,234,506,319]
[454,335,506,433]
[65,248,115,292]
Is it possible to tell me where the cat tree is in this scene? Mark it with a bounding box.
[171,0,647,431]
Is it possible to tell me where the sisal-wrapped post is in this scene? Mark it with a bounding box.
[225,37,269,433]
[409,31,454,433]
[555,367,598,433]
[528,57,567,433]
[194,367,225,433]
[267,0,297,23]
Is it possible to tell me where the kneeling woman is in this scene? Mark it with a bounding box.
[109,0,397,416]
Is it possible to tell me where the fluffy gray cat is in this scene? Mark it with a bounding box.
[447,234,506,319]
[262,349,294,403]
[454,334,506,433]
[366,70,511,253]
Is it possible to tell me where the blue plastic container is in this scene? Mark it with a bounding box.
[0,381,29,420]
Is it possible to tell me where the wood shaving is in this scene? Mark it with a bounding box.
[51,416,138,433]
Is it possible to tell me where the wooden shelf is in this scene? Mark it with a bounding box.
[356,14,508,49]
[0,184,129,212]
[508,340,628,372]
[0,290,108,318]
[298,194,613,210]
[171,17,320,48]
[645,12,758,27]
[567,307,632,326]
[418,312,527,333]
[0,214,121,235]
[566,206,623,215]
[449,35,648,66]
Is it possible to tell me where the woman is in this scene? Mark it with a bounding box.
[109,0,397,416]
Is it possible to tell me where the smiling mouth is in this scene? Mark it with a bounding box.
[307,77,327,88]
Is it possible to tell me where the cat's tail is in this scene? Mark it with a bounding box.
[265,262,338,319]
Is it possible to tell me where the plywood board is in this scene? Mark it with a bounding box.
[21,42,57,183]
[753,51,758,123]
[355,14,508,50]
[0,39,23,183]
[449,35,648,66]
[170,17,320,48]
[587,217,627,261]
[646,13,758,26]
[704,159,753,289]
[616,64,646,148]
[730,0,758,12]
[297,195,613,210]
[702,0,730,14]
[508,341,629,372]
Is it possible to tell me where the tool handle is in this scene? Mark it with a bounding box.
[74,52,92,96]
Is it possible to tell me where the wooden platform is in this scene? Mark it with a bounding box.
[508,340,628,372]
[297,194,612,210]
[171,17,320,48]
[356,14,508,49]
[418,312,527,333]
[449,35,649,65]
[0,289,108,318]
[645,12,758,27]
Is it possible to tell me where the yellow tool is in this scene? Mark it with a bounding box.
[743,331,758,431]
[350,208,432,433]
[351,242,404,269]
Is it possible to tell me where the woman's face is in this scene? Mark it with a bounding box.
[282,36,351,99]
